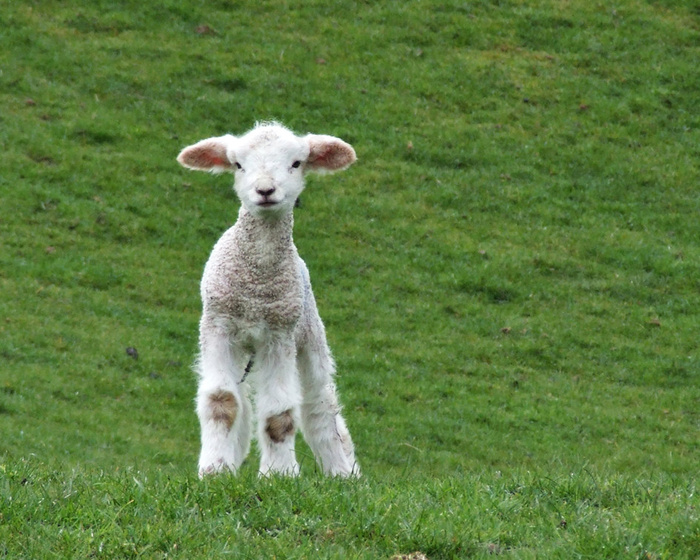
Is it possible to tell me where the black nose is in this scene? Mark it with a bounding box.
[256,186,276,197]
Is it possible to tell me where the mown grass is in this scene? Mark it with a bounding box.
[1,0,699,558]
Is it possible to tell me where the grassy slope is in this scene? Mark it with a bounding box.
[1,0,698,558]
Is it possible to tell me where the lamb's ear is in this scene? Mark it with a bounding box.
[305,134,356,173]
[177,135,235,172]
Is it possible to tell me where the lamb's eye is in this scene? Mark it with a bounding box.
[291,161,301,169]
[234,162,242,170]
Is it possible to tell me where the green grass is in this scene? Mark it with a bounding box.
[1,0,699,558]
[2,461,697,559]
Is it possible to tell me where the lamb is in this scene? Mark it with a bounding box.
[177,122,360,478]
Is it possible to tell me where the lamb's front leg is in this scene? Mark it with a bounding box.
[196,323,252,477]
[254,339,302,476]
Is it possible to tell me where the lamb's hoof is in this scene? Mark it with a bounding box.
[258,463,301,478]
[198,458,235,478]
[334,465,361,479]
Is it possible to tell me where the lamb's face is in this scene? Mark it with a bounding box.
[177,123,357,217]
[228,127,310,217]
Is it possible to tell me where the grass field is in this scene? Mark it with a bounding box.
[1,1,699,558]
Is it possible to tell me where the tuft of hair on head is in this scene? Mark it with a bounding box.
[254,120,286,130]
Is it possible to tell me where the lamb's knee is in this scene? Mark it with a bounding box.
[265,410,295,443]
[207,390,238,430]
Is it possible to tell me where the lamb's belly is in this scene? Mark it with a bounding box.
[255,297,303,329]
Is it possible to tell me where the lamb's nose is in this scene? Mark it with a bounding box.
[256,185,276,197]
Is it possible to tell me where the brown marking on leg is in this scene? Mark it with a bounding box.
[209,390,238,430]
[265,410,295,443]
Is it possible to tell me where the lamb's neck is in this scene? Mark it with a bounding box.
[235,207,296,269]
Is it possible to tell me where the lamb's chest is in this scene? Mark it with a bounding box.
[204,264,304,330]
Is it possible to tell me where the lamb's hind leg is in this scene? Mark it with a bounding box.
[196,322,252,477]
[297,339,360,477]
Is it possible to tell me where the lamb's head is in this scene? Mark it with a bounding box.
[177,123,356,217]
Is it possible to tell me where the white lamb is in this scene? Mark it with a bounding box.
[177,122,360,478]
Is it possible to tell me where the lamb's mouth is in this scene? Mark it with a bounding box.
[257,200,279,208]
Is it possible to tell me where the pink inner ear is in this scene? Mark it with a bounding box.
[310,146,333,165]
[179,140,231,170]
[190,146,226,168]
[308,139,356,170]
